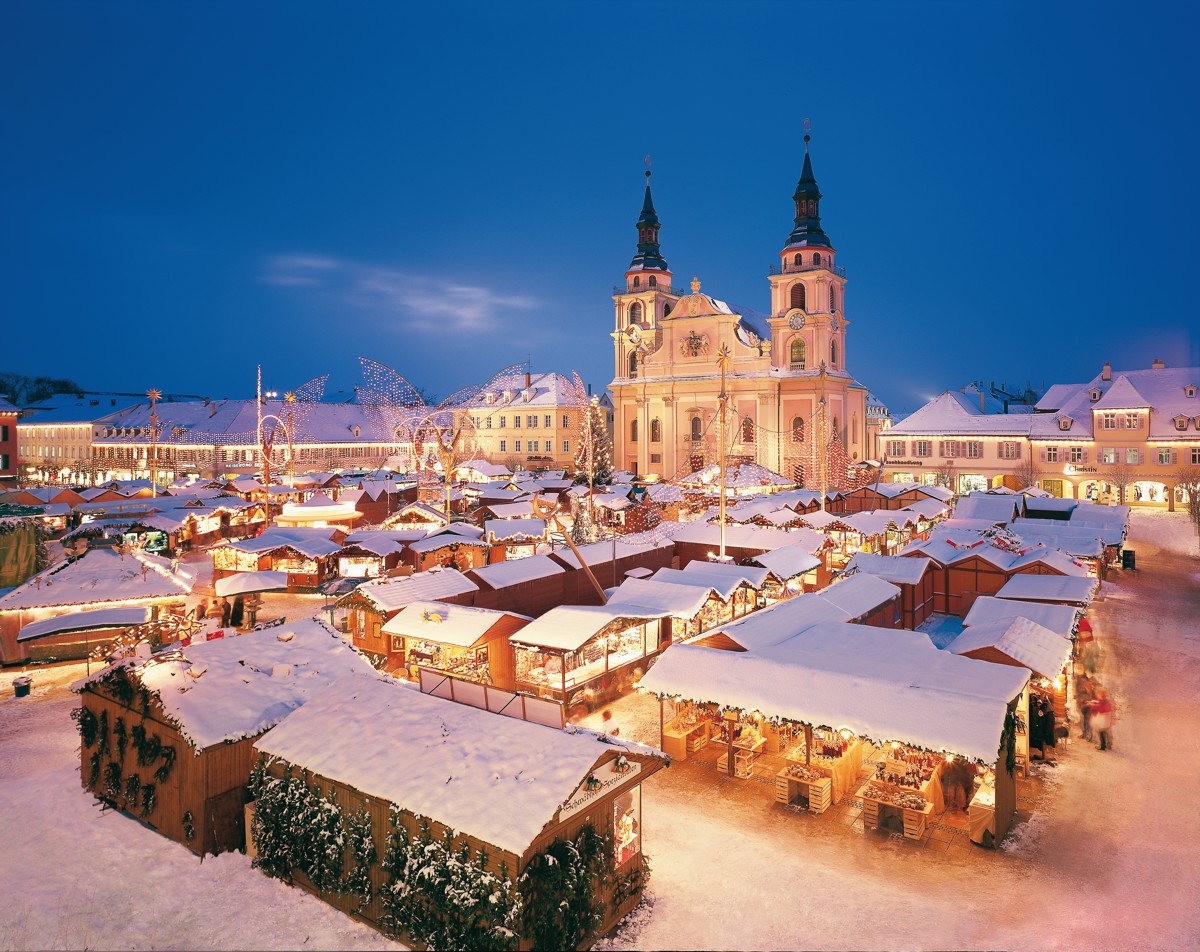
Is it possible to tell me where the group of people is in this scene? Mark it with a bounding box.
[1076,674,1117,751]
[191,595,245,630]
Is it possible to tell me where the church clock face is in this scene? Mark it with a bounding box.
[830,315,840,332]
[627,324,642,344]
[788,313,806,330]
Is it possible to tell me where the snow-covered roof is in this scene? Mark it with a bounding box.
[0,548,195,611]
[1091,374,1151,410]
[338,530,414,557]
[468,554,565,589]
[215,571,290,597]
[816,573,900,617]
[18,606,149,642]
[895,498,949,521]
[703,594,850,651]
[669,522,827,555]
[994,574,1098,605]
[381,600,530,647]
[843,553,932,586]
[550,538,671,570]
[78,619,377,751]
[677,461,794,490]
[953,494,1022,524]
[345,567,480,613]
[605,577,713,618]
[648,564,766,599]
[639,624,1029,763]
[945,617,1072,681]
[747,543,822,579]
[254,672,659,857]
[593,493,634,511]
[483,501,536,519]
[886,390,1033,437]
[511,604,665,652]
[217,527,343,558]
[485,518,547,542]
[962,596,1079,638]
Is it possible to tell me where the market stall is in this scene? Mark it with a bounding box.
[381,600,530,686]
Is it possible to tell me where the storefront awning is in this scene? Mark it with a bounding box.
[18,607,149,642]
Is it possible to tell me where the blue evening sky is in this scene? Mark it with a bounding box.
[2,1,1196,415]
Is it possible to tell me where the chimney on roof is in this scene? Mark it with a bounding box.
[1152,358,1165,370]
[1101,361,1112,382]
[525,372,532,388]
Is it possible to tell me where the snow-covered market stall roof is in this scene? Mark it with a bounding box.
[381,600,531,647]
[511,604,668,653]
[639,623,1029,763]
[0,548,195,611]
[649,564,770,600]
[815,573,901,618]
[669,522,829,555]
[604,577,715,618]
[214,571,290,598]
[844,553,932,586]
[214,527,343,558]
[74,619,377,751]
[339,567,480,614]
[468,554,565,589]
[254,672,666,858]
[945,617,1073,681]
[484,518,548,543]
[549,538,673,570]
[963,596,1080,639]
[18,606,149,642]
[697,594,850,652]
[995,574,1098,605]
[746,543,822,580]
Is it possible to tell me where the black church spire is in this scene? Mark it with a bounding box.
[785,135,832,249]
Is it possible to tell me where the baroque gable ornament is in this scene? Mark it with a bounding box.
[681,331,709,358]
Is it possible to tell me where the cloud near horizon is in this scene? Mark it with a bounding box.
[263,254,538,333]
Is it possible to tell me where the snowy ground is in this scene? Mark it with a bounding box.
[2,511,1199,950]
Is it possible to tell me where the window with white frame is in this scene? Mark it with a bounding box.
[1070,446,1085,463]
[965,441,983,459]
[1124,412,1140,429]
[528,415,537,428]
[486,417,492,429]
[1158,447,1173,465]
[544,440,552,453]
[515,440,522,452]
[1045,446,1059,463]
[886,440,905,457]
[1101,412,1117,429]
[499,440,507,452]
[1193,448,1200,465]
[544,415,552,429]
[1101,447,1116,464]
[563,440,569,453]
[499,416,506,428]
[514,416,521,428]
[941,440,959,458]
[999,441,1021,460]
[913,440,932,458]
[1126,448,1140,465]
[562,414,570,428]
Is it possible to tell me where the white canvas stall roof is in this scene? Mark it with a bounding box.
[843,553,932,586]
[703,594,850,652]
[995,575,1098,605]
[433,522,486,539]
[511,604,666,652]
[639,624,1029,763]
[647,567,739,600]
[945,617,1072,681]
[254,673,656,857]
[484,501,536,519]
[382,600,530,647]
[18,606,149,642]
[485,518,547,542]
[816,573,900,618]
[962,596,1079,638]
[550,538,670,570]
[76,619,378,751]
[219,528,342,558]
[1007,547,1090,577]
[468,554,565,589]
[215,571,290,597]
[0,548,194,611]
[748,544,822,580]
[345,568,479,613]
[1063,515,1127,546]
[605,577,713,618]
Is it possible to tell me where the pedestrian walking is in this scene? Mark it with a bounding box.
[1092,689,1116,751]
[230,595,245,629]
[1077,674,1097,741]
[219,597,231,628]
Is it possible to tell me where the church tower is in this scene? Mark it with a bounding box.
[612,165,679,384]
[767,134,849,378]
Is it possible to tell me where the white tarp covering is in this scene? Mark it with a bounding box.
[639,622,1029,763]
[215,571,290,598]
[995,574,1098,605]
[18,607,149,642]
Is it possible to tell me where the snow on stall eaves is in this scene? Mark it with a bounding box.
[0,547,194,611]
[75,619,378,752]
[255,672,655,857]
[944,616,1072,681]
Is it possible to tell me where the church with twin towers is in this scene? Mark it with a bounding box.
[607,136,889,482]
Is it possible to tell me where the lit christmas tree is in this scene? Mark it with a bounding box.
[574,396,613,487]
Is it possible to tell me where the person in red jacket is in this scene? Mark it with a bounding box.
[1091,689,1116,751]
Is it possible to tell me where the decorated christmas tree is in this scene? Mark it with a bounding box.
[574,396,613,487]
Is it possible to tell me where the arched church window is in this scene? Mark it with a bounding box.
[852,415,858,446]
[830,339,838,368]
[793,253,802,268]
[651,418,662,442]
[690,416,702,441]
[649,275,657,288]
[629,302,643,325]
[631,419,638,442]
[790,283,806,310]
[632,276,641,289]
[829,285,836,311]
[629,353,638,378]
[791,416,805,442]
[813,252,821,266]
[790,338,806,370]
[832,416,840,441]
[663,302,672,318]
[741,418,756,443]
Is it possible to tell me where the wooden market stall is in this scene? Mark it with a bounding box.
[382,600,531,687]
[405,525,492,572]
[249,673,667,948]
[745,543,823,601]
[638,622,1029,847]
[815,572,902,628]
[72,619,376,856]
[211,527,345,592]
[842,553,936,630]
[510,604,670,712]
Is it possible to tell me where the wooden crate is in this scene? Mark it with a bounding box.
[804,777,833,814]
[774,774,792,804]
[687,729,708,754]
[862,797,879,830]
[902,806,928,840]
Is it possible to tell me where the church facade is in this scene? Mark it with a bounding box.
[608,139,886,481]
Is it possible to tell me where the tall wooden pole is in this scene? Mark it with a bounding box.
[717,345,732,560]
[818,359,828,513]
[147,388,161,498]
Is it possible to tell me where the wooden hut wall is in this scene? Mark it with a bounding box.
[856,596,901,629]
[993,753,1018,842]
[470,574,566,618]
[1010,561,1069,578]
[899,574,936,630]
[946,556,1009,616]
